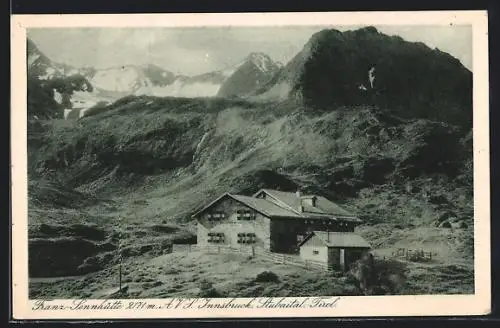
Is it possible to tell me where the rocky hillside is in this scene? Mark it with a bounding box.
[27,97,473,279]
[253,27,472,128]
[29,96,472,226]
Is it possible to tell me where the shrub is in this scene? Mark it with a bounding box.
[407,250,431,263]
[255,271,280,283]
[198,279,221,298]
[349,254,408,295]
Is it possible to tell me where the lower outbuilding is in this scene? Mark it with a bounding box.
[299,231,372,271]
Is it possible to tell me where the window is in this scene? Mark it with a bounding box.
[313,250,319,255]
[208,232,225,243]
[237,232,256,244]
[207,212,225,221]
[236,209,256,220]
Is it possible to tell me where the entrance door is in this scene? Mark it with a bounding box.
[339,248,346,271]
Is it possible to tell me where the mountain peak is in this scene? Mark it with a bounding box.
[27,38,39,53]
[244,52,275,72]
[253,26,472,127]
[215,52,281,98]
[354,26,379,34]
[307,26,381,48]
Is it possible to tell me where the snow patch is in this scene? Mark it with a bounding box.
[53,89,63,104]
[193,131,211,163]
[79,107,93,118]
[63,108,73,119]
[39,67,57,80]
[249,53,273,72]
[91,66,145,93]
[176,82,222,98]
[368,66,376,88]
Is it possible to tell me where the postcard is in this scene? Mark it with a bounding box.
[11,10,490,319]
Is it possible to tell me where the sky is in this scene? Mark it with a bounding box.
[27,25,472,76]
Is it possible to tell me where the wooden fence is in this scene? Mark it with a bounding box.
[171,244,194,252]
[190,244,255,256]
[172,244,332,271]
[391,248,436,261]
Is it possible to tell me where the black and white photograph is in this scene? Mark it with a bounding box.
[11,11,490,319]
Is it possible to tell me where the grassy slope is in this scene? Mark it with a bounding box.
[30,250,473,299]
[30,252,360,298]
[27,96,474,295]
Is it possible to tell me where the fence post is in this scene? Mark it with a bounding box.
[252,246,255,257]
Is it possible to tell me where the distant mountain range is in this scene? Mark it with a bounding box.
[27,38,282,119]
[89,52,281,99]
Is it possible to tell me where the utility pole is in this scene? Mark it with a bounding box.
[118,215,123,295]
[119,253,122,294]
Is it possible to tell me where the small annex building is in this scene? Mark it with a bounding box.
[298,231,371,271]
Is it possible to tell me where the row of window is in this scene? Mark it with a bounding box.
[206,210,256,221]
[302,220,351,226]
[207,212,226,221]
[236,210,256,220]
[207,232,225,243]
[206,214,351,226]
[207,232,257,244]
[237,233,256,243]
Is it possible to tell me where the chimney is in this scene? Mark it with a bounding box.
[327,231,330,242]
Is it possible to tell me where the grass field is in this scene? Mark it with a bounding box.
[29,251,360,298]
[29,242,474,299]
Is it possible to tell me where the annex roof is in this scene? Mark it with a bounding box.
[299,231,371,248]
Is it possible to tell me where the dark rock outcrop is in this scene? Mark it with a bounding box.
[254,27,472,128]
